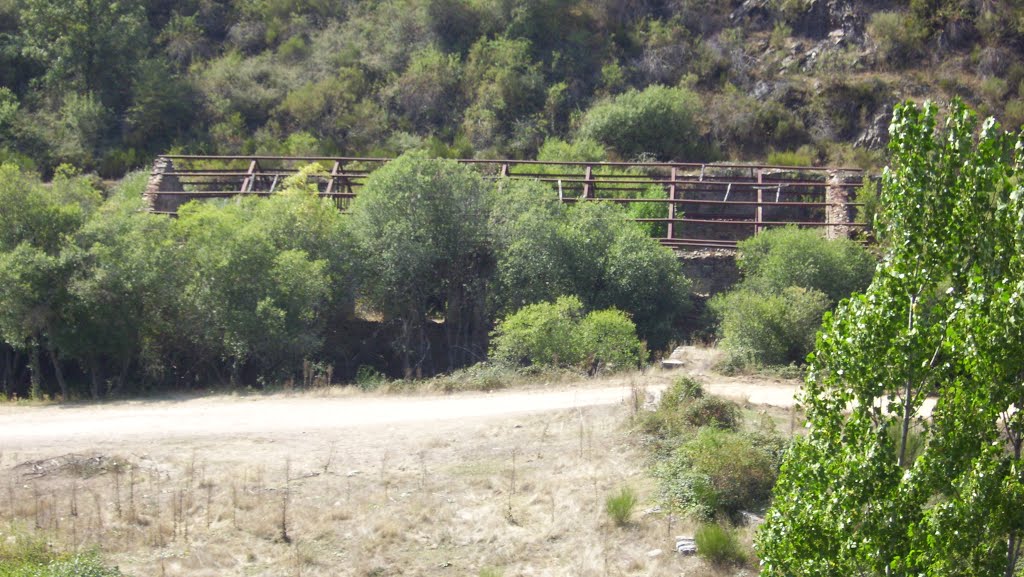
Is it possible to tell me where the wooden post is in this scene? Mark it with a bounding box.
[500,163,510,178]
[325,161,341,195]
[755,169,764,235]
[583,165,593,199]
[241,160,258,193]
[667,166,678,241]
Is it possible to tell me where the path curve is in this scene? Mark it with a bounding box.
[0,379,800,449]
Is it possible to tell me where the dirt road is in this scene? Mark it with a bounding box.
[0,376,800,451]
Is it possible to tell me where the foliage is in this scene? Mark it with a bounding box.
[710,226,875,367]
[639,377,742,440]
[489,296,584,369]
[489,179,690,353]
[710,286,831,367]
[349,153,492,375]
[657,427,780,520]
[694,523,748,567]
[868,11,926,68]
[0,527,122,576]
[605,486,638,527]
[735,226,875,304]
[578,85,705,161]
[757,99,1024,577]
[576,308,646,372]
[489,296,644,373]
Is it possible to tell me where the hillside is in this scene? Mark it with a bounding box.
[1,0,1020,177]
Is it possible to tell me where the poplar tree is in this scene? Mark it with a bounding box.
[758,100,1024,577]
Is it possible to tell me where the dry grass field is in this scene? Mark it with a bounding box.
[0,367,796,576]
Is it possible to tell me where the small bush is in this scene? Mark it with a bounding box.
[682,396,742,430]
[0,528,122,576]
[577,308,646,373]
[639,377,742,443]
[695,523,747,566]
[657,428,780,520]
[735,226,876,304]
[489,296,584,368]
[710,286,831,367]
[490,296,645,373]
[868,11,926,69]
[605,486,638,527]
[578,85,706,161]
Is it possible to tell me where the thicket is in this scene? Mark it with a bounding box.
[710,227,876,368]
[2,0,1019,176]
[0,155,691,398]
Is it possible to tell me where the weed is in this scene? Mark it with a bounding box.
[605,486,638,527]
[694,522,747,567]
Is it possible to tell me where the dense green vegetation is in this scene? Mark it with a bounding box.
[711,226,875,369]
[0,155,690,398]
[1,0,1022,175]
[757,100,1024,576]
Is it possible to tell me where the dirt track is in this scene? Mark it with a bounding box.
[0,376,800,451]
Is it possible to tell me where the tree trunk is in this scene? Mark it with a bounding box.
[89,362,100,401]
[46,342,68,401]
[111,356,130,397]
[1,344,12,398]
[29,341,42,400]
[898,294,918,468]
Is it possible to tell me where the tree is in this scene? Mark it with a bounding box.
[489,179,690,352]
[578,85,706,161]
[173,167,335,383]
[348,153,493,376]
[19,0,147,109]
[54,172,184,398]
[0,164,99,398]
[757,100,1024,576]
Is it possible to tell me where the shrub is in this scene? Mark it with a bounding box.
[489,181,691,353]
[605,486,638,527]
[657,427,780,520]
[639,377,742,452]
[0,528,122,576]
[710,286,830,367]
[682,396,743,430]
[490,297,645,373]
[578,85,705,161]
[577,308,646,373]
[736,226,875,303]
[489,296,584,368]
[695,523,747,566]
[868,11,926,69]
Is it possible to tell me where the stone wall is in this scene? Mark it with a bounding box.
[143,157,185,213]
[677,249,741,296]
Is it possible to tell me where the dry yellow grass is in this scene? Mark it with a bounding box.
[0,369,784,576]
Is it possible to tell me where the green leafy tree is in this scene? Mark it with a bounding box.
[18,0,147,108]
[0,164,99,398]
[735,226,875,304]
[349,153,493,376]
[489,179,690,352]
[757,100,1024,576]
[54,173,184,398]
[173,167,336,382]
